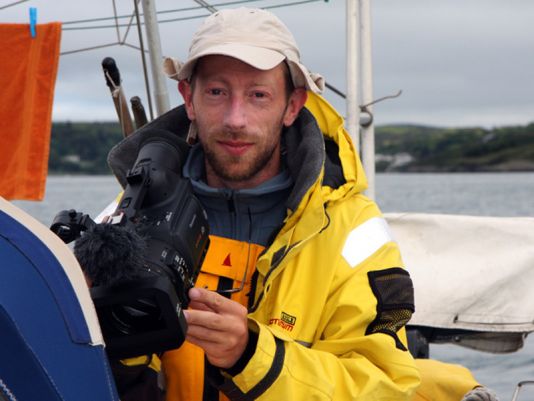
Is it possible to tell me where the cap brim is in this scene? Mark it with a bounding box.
[164,45,324,94]
[173,43,285,81]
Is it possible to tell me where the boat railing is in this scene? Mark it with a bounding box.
[511,380,534,401]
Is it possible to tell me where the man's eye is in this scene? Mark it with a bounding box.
[208,88,222,96]
[253,92,266,99]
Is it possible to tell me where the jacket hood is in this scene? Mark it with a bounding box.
[304,92,368,203]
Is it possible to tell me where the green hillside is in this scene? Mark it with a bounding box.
[375,123,534,172]
[49,122,123,174]
[48,121,534,174]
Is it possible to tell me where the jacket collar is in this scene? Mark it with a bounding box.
[183,143,293,215]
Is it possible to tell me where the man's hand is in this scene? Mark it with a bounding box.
[184,287,249,369]
[461,387,500,401]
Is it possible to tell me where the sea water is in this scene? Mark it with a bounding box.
[13,172,534,400]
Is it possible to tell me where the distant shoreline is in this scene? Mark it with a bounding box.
[49,121,534,174]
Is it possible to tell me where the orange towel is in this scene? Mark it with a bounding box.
[0,23,61,200]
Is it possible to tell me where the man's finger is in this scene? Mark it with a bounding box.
[188,287,230,312]
[188,299,216,312]
[184,309,226,331]
[189,287,248,317]
[186,320,226,343]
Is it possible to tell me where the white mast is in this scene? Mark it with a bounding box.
[359,0,375,200]
[346,0,360,150]
[142,0,170,116]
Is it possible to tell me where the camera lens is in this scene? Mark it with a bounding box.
[106,298,165,336]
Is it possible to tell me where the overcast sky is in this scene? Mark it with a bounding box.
[3,0,534,128]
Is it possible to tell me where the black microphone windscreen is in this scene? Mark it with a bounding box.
[74,224,146,287]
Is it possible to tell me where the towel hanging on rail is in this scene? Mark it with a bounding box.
[0,22,61,200]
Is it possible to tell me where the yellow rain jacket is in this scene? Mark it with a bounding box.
[108,93,421,400]
[413,358,480,401]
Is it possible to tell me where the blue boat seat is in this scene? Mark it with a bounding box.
[0,198,119,401]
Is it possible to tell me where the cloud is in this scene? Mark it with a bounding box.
[3,0,533,127]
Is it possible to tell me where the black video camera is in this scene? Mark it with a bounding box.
[51,130,209,359]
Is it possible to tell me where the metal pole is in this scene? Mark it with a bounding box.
[346,0,360,154]
[141,0,170,116]
[360,0,375,199]
[134,0,154,120]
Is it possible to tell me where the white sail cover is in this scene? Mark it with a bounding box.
[385,213,534,338]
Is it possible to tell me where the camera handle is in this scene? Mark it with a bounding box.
[50,210,97,244]
[117,163,151,223]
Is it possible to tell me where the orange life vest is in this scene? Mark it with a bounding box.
[162,235,264,401]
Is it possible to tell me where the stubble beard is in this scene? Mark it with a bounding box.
[200,113,285,185]
[202,130,281,184]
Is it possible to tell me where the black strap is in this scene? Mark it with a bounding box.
[210,337,285,401]
[202,357,219,401]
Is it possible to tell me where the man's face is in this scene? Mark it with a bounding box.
[179,55,306,189]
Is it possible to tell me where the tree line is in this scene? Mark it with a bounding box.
[375,123,534,172]
[48,121,534,174]
[49,122,123,174]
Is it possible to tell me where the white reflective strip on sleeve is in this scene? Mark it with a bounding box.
[342,217,394,268]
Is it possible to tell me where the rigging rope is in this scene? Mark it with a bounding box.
[61,0,322,30]
[60,0,324,55]
[60,0,262,26]
[0,0,29,10]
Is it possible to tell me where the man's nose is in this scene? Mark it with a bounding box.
[223,96,247,130]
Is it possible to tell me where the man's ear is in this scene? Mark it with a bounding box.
[283,88,308,127]
[178,80,196,121]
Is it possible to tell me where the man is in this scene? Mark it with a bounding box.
[108,7,420,400]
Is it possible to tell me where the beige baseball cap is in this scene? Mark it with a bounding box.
[163,7,324,93]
